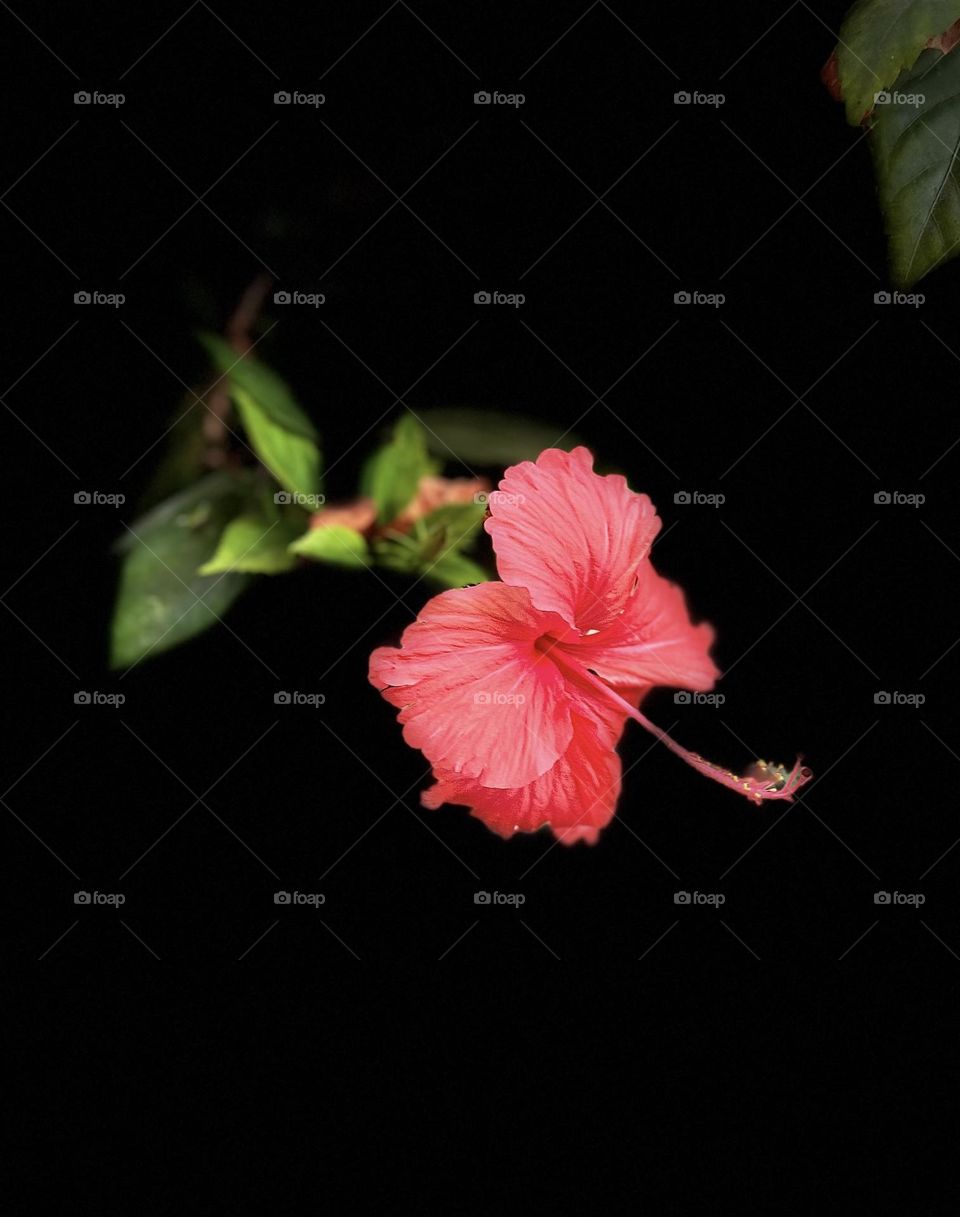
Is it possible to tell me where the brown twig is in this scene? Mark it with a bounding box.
[203,272,274,466]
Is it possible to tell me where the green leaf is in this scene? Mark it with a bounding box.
[198,499,302,575]
[372,499,490,585]
[417,407,577,465]
[232,384,322,502]
[290,524,369,568]
[198,333,317,438]
[837,0,960,125]
[415,500,488,550]
[198,332,322,499]
[360,414,439,524]
[871,47,960,285]
[110,471,254,669]
[422,549,489,589]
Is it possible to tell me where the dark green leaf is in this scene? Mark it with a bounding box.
[360,414,438,524]
[837,0,960,125]
[871,47,960,285]
[372,499,490,585]
[138,397,208,510]
[414,500,488,550]
[417,407,577,465]
[110,471,254,669]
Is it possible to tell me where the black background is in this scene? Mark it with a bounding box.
[5,0,960,1018]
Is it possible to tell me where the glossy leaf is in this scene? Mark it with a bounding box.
[871,47,960,285]
[360,414,438,524]
[415,500,488,549]
[837,0,960,124]
[290,524,369,568]
[198,332,322,499]
[198,332,317,438]
[198,501,302,575]
[422,549,489,588]
[110,471,253,669]
[232,384,322,501]
[373,499,490,586]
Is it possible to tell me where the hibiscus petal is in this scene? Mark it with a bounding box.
[422,700,627,844]
[565,559,719,692]
[369,582,577,788]
[485,447,661,632]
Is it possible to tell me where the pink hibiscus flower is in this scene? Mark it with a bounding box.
[369,447,811,844]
